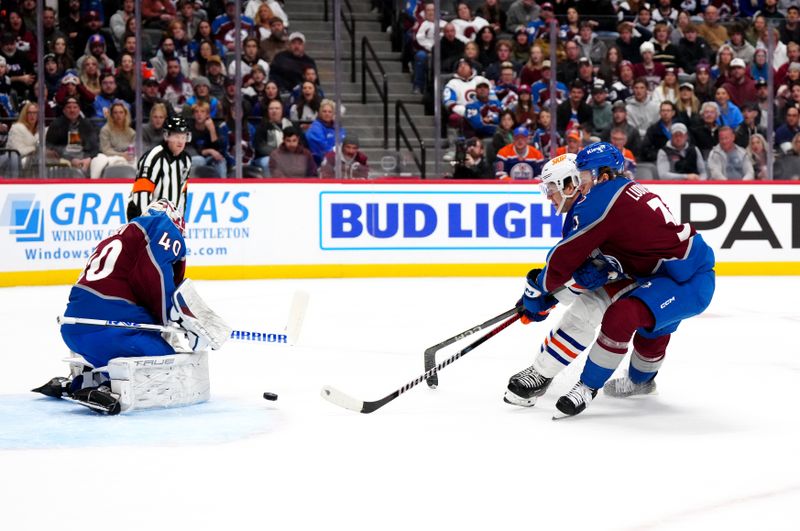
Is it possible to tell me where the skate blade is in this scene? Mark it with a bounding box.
[62,395,121,415]
[604,385,658,399]
[503,390,538,407]
[551,403,583,420]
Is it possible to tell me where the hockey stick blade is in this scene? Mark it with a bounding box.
[424,307,518,389]
[320,385,366,413]
[321,312,521,414]
[285,290,309,346]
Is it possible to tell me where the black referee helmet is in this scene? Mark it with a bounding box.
[164,116,190,133]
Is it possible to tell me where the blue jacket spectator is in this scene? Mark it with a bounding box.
[305,100,346,165]
[464,80,502,138]
[716,99,743,129]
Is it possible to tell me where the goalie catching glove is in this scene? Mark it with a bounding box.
[518,268,558,324]
[169,279,232,351]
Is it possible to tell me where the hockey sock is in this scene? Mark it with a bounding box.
[536,327,589,377]
[581,298,656,390]
[628,333,670,384]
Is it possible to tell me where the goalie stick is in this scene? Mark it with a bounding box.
[57,316,293,345]
[424,307,518,389]
[321,311,521,414]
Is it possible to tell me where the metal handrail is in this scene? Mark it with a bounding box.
[324,0,357,83]
[362,36,389,150]
[395,100,426,179]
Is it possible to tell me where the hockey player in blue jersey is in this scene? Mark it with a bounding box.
[34,199,230,415]
[514,143,716,417]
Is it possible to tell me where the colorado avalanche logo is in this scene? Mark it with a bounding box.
[464,88,478,103]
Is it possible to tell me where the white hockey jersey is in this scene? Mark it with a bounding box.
[443,75,494,117]
[451,16,490,43]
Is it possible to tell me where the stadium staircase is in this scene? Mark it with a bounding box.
[284,0,440,177]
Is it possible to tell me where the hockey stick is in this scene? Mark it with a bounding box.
[424,282,576,389]
[321,311,522,414]
[56,316,292,345]
[424,307,518,389]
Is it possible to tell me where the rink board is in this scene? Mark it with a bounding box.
[0,179,798,285]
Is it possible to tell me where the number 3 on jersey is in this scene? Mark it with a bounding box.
[647,197,690,242]
[158,231,182,256]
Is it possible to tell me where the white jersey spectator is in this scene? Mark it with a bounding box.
[227,37,270,79]
[443,61,483,117]
[245,0,289,27]
[451,3,490,43]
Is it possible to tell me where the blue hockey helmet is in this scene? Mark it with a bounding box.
[575,142,625,179]
[146,199,185,236]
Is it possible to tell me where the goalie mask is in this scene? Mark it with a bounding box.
[146,199,186,236]
[540,153,580,215]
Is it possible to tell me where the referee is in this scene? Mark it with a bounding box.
[126,116,193,221]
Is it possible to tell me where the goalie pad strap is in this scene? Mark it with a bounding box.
[108,353,210,412]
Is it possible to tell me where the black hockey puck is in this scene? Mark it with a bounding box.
[263,392,278,401]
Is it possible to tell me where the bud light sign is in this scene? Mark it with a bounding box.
[319,190,564,250]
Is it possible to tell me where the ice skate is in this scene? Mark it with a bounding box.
[553,380,597,419]
[503,365,553,407]
[603,375,657,398]
[71,385,122,415]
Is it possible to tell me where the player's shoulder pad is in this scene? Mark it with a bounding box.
[569,178,631,232]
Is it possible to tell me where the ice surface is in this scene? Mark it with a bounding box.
[1,277,799,531]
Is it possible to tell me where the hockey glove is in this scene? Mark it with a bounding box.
[518,268,558,324]
[572,254,623,290]
[169,306,211,352]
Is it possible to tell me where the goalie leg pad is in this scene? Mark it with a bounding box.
[107,353,210,412]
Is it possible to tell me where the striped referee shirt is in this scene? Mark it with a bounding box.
[128,142,192,220]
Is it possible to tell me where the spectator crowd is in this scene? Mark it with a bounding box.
[0,0,369,178]
[401,0,800,180]
[2,0,800,179]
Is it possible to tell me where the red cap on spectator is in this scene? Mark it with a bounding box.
[619,60,633,69]
[85,10,100,21]
[541,2,554,10]
[566,129,581,141]
[518,84,531,94]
